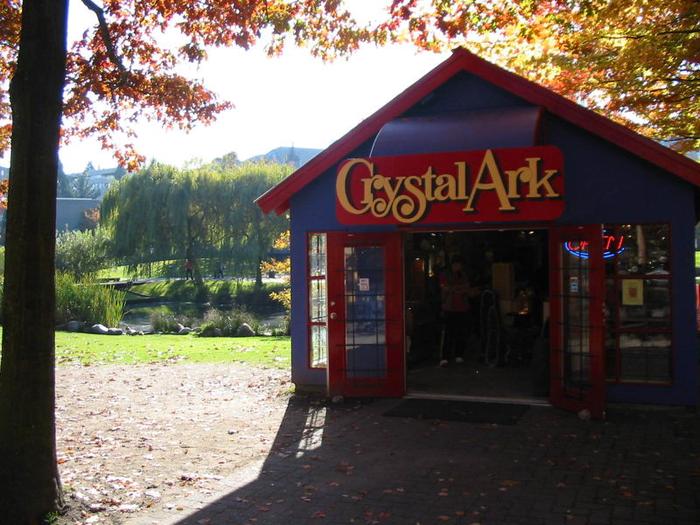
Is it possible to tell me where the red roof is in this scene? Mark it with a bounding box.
[256,48,700,215]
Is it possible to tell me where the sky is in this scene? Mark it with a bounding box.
[36,2,449,174]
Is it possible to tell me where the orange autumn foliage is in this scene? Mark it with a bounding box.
[0,1,696,166]
[261,230,290,311]
[0,0,381,170]
[0,178,8,210]
[381,0,699,155]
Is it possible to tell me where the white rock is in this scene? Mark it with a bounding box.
[89,324,109,335]
[236,323,255,337]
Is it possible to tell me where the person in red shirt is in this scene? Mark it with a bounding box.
[439,255,473,366]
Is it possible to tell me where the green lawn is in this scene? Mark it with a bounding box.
[1,329,291,368]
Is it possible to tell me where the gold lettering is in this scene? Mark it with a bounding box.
[382,176,405,205]
[360,177,373,206]
[421,167,436,201]
[336,158,373,215]
[505,167,529,198]
[369,175,391,217]
[463,150,515,212]
[337,150,562,222]
[455,162,469,200]
[395,176,428,223]
[537,169,560,197]
[523,157,559,198]
[434,174,458,201]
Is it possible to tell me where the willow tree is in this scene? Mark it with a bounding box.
[101,161,290,284]
[225,163,291,287]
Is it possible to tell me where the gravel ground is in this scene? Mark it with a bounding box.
[55,363,293,524]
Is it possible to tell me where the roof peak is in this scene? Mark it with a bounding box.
[257,50,699,215]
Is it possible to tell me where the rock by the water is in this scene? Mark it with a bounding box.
[66,320,83,332]
[199,325,222,337]
[107,328,123,335]
[236,323,255,337]
[89,324,109,335]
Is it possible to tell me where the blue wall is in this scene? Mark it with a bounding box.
[288,71,698,405]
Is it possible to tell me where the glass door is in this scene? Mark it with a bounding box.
[549,225,605,418]
[327,232,404,397]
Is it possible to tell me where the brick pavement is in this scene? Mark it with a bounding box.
[129,397,700,525]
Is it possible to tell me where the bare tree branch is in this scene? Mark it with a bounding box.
[80,0,127,82]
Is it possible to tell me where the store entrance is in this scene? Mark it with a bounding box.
[404,229,550,400]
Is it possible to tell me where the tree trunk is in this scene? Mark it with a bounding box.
[0,0,68,521]
[255,256,263,289]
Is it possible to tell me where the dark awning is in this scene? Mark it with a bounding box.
[369,106,543,157]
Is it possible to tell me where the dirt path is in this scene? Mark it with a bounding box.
[55,363,292,524]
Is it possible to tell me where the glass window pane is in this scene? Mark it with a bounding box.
[311,325,328,368]
[309,233,327,277]
[309,279,327,323]
[561,246,590,388]
[308,233,327,369]
[344,246,387,379]
[618,279,670,329]
[620,334,671,383]
[617,224,670,275]
[603,224,673,384]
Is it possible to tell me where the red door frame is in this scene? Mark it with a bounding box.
[327,232,404,397]
[549,225,606,419]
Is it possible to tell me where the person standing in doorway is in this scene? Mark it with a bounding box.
[184,258,194,280]
[439,255,472,366]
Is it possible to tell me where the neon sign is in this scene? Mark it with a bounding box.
[564,234,625,259]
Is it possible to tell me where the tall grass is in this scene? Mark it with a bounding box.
[149,307,199,333]
[55,273,126,327]
[198,308,259,337]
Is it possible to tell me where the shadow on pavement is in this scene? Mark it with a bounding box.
[169,395,700,525]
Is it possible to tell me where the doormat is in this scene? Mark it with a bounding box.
[383,399,529,425]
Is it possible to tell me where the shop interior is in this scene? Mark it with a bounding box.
[404,229,550,400]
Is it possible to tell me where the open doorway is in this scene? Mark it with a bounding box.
[404,229,550,400]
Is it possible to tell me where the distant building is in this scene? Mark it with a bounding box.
[66,164,127,199]
[56,198,101,231]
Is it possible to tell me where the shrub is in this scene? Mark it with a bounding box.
[56,226,113,280]
[233,282,286,312]
[149,308,198,333]
[198,307,258,337]
[55,273,125,327]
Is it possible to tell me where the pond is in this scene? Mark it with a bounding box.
[121,301,287,333]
